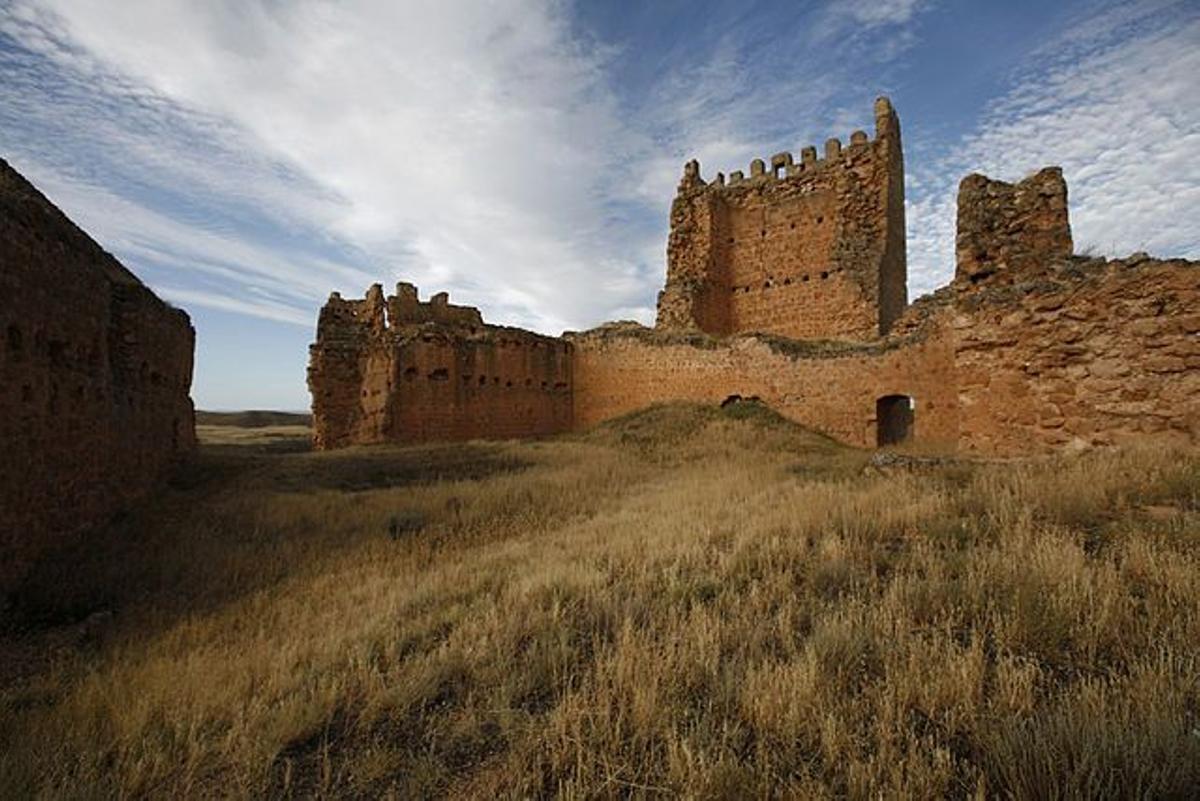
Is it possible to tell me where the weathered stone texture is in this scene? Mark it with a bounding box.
[310,100,1198,458]
[952,255,1199,454]
[0,159,196,591]
[956,167,1073,284]
[657,97,906,340]
[568,317,959,450]
[308,284,571,449]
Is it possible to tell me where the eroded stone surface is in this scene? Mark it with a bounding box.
[309,98,1198,457]
[956,167,1073,284]
[0,158,196,591]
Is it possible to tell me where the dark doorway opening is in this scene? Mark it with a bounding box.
[876,395,914,446]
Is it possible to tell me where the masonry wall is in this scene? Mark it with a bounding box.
[570,312,959,451]
[952,257,1199,454]
[308,284,572,449]
[956,167,1073,284]
[657,97,906,341]
[0,158,195,592]
[309,129,1199,458]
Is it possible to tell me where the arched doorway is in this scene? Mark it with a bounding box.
[876,395,914,446]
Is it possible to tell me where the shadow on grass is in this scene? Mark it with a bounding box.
[4,438,528,635]
[266,444,529,493]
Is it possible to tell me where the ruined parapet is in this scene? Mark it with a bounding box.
[387,282,484,327]
[656,96,906,341]
[308,282,571,450]
[315,283,485,349]
[0,158,195,591]
[955,167,1073,285]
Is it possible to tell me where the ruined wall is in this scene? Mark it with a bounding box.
[657,97,906,341]
[948,168,1199,453]
[0,158,195,591]
[308,283,571,449]
[310,103,1199,458]
[570,307,959,451]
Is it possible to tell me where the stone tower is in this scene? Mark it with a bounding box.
[656,96,906,340]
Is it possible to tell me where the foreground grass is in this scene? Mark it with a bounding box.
[2,403,1199,799]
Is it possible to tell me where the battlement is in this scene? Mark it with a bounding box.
[659,96,906,341]
[308,281,571,449]
[688,97,901,191]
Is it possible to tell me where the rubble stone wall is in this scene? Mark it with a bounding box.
[956,167,1073,284]
[0,159,195,591]
[952,256,1199,454]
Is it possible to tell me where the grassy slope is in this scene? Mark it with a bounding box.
[2,403,1199,799]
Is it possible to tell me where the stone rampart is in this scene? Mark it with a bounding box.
[308,99,1198,457]
[0,159,195,591]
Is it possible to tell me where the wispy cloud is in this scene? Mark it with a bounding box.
[906,0,1200,296]
[1,0,649,333]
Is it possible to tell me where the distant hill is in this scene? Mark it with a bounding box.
[195,410,312,428]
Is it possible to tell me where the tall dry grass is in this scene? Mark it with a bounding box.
[1,403,1198,799]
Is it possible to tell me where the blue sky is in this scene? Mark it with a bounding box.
[2,0,1197,410]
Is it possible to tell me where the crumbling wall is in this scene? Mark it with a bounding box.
[0,158,195,592]
[955,167,1072,284]
[309,111,1199,459]
[570,307,959,450]
[950,168,1197,453]
[657,97,906,341]
[308,283,572,449]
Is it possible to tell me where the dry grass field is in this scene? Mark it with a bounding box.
[2,402,1199,799]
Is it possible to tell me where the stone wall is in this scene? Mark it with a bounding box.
[569,315,959,449]
[308,283,572,449]
[952,256,1198,454]
[656,97,906,340]
[569,249,1200,457]
[0,158,195,592]
[309,100,1198,458]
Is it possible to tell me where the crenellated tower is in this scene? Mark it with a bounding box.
[657,96,906,340]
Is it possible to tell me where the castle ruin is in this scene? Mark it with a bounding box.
[309,98,1199,455]
[0,158,196,592]
[308,282,571,449]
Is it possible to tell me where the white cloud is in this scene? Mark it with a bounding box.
[841,0,927,27]
[2,0,650,334]
[6,0,1189,353]
[906,0,1200,297]
[157,286,313,327]
[10,159,377,312]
